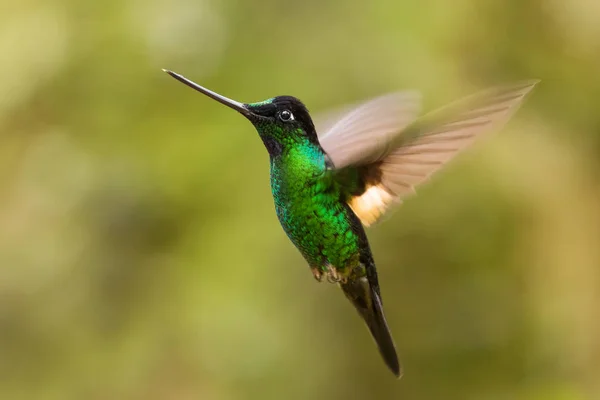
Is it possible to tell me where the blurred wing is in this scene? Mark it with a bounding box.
[318,92,422,169]
[346,80,539,226]
[313,103,358,136]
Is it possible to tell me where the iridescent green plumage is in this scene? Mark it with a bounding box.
[270,138,360,275]
[163,69,538,378]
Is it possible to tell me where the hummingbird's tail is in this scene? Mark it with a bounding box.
[340,277,401,378]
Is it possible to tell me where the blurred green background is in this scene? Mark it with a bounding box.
[1,0,600,399]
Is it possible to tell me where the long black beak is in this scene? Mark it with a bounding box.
[163,69,251,116]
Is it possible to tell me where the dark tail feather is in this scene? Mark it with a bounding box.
[341,278,401,378]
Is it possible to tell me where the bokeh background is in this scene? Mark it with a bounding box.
[1,0,600,399]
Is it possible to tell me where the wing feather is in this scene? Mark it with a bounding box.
[346,80,539,226]
[318,92,422,169]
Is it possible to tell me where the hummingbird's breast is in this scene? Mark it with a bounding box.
[270,146,362,273]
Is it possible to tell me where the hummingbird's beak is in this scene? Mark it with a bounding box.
[163,69,251,116]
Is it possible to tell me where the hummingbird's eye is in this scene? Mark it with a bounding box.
[279,110,294,122]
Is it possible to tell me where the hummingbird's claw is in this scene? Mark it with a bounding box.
[326,264,347,284]
[311,268,323,282]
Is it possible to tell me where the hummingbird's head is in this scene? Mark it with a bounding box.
[164,70,320,157]
[244,96,320,156]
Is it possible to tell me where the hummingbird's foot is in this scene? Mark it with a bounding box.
[311,268,324,282]
[326,264,347,284]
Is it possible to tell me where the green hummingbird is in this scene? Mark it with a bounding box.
[164,69,537,377]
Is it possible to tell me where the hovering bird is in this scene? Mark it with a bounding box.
[163,69,537,377]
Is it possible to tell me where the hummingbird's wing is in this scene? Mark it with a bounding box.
[317,92,422,168]
[313,104,357,135]
[326,81,539,226]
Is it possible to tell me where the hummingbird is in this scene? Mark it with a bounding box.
[163,69,537,377]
